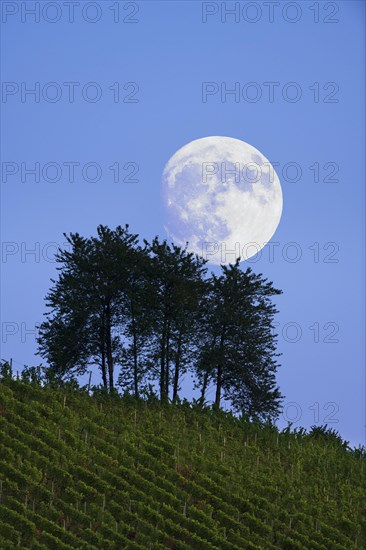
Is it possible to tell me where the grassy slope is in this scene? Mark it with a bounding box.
[0,379,365,549]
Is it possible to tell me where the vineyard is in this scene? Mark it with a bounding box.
[0,376,365,549]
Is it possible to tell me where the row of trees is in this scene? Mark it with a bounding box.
[37,225,283,420]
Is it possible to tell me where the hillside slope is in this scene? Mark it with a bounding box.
[0,378,365,549]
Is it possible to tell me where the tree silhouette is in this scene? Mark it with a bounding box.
[38,225,140,392]
[145,238,207,402]
[196,260,283,420]
[38,225,283,420]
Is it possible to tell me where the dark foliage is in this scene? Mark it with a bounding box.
[37,225,283,420]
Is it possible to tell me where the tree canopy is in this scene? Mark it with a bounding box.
[38,225,283,421]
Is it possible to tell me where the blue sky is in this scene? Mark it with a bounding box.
[1,1,365,446]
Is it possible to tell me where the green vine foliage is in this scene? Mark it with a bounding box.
[0,374,365,549]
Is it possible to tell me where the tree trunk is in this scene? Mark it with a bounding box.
[165,323,171,401]
[100,314,108,389]
[172,327,183,403]
[199,369,209,405]
[214,364,222,409]
[200,335,217,405]
[105,303,114,392]
[101,346,107,389]
[131,315,139,399]
[214,331,225,409]
[159,323,166,402]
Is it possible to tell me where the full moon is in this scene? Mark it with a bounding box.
[162,136,283,265]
